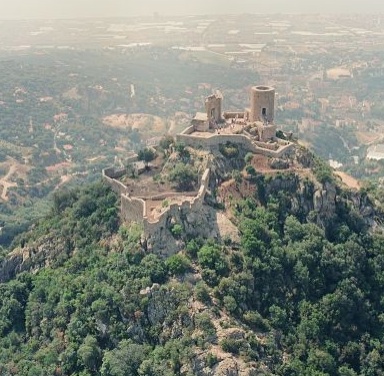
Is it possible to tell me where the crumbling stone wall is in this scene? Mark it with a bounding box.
[121,194,146,223]
[102,168,128,195]
[103,165,212,255]
[142,168,211,256]
[176,133,294,157]
[205,92,223,123]
[179,125,195,135]
[258,123,277,142]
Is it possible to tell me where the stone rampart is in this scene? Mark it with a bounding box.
[223,111,245,119]
[125,154,138,164]
[103,167,127,179]
[143,168,210,230]
[176,132,294,158]
[180,125,195,135]
[253,141,278,151]
[192,168,210,205]
[102,168,128,195]
[121,194,146,223]
[138,192,197,201]
[103,163,211,249]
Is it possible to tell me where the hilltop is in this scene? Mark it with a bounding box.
[1,134,384,375]
[2,84,384,375]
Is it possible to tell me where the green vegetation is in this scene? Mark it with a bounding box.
[159,136,175,152]
[168,163,198,191]
[174,143,191,162]
[0,165,384,374]
[137,148,156,168]
[219,142,240,159]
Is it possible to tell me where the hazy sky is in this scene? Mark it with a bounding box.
[0,0,383,19]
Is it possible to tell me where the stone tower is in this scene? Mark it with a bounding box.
[249,85,275,123]
[205,91,223,124]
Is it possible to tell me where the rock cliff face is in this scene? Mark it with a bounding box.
[0,235,68,283]
[264,174,376,230]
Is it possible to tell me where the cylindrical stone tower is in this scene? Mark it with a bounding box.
[249,85,275,123]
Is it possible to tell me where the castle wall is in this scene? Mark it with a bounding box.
[223,111,245,119]
[192,119,209,132]
[180,125,195,135]
[138,192,197,201]
[121,194,146,223]
[142,168,211,256]
[102,168,128,195]
[258,124,277,142]
[125,154,138,164]
[176,133,294,158]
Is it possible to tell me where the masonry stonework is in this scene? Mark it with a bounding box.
[249,85,275,123]
[205,91,223,124]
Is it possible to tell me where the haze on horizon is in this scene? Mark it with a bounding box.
[0,0,383,20]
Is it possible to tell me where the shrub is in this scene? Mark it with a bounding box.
[197,244,228,276]
[245,165,256,176]
[169,163,197,191]
[170,223,183,238]
[245,152,254,164]
[206,353,219,368]
[137,148,156,167]
[219,142,239,158]
[195,281,211,304]
[186,238,201,258]
[220,338,244,355]
[223,295,237,313]
[166,254,191,275]
[231,170,242,184]
[243,311,270,331]
[159,135,174,151]
[195,313,216,337]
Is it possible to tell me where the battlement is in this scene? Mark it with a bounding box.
[103,165,210,249]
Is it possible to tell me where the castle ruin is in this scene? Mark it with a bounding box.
[102,84,294,254]
[177,85,292,156]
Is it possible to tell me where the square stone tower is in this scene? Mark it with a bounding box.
[205,91,223,124]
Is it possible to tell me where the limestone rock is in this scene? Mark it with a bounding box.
[212,358,239,376]
[270,158,289,170]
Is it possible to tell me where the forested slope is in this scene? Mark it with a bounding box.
[0,170,384,375]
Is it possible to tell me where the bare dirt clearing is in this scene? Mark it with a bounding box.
[355,131,382,145]
[0,158,30,201]
[103,113,167,134]
[335,171,360,190]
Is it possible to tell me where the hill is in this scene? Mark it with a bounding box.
[0,144,384,375]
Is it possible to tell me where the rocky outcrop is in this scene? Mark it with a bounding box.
[313,181,337,218]
[0,235,68,283]
[0,251,23,283]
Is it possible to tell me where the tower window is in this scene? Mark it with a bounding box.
[262,108,267,117]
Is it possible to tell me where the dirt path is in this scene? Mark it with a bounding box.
[55,175,72,190]
[0,164,18,201]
